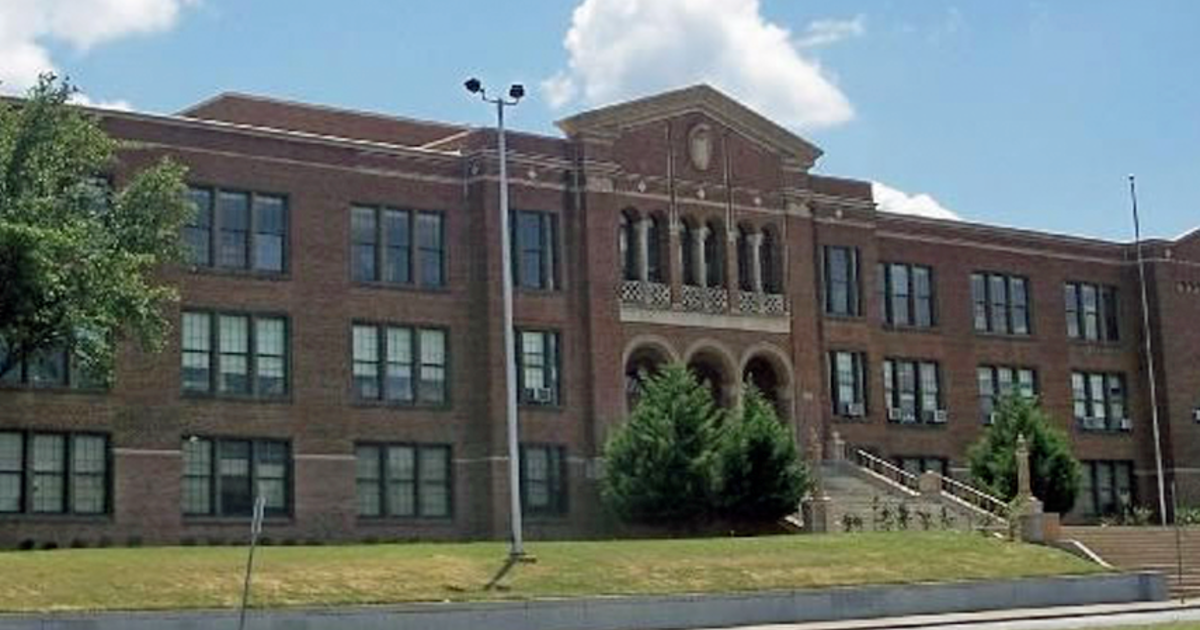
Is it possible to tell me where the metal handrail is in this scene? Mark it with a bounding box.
[940,474,1009,520]
[853,449,919,493]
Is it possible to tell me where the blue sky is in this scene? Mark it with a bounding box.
[4,1,1197,241]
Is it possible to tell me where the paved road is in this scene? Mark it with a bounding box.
[697,602,1200,630]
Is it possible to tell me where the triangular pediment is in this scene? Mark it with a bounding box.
[556,84,823,168]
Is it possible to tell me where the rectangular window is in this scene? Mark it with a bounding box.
[351,323,447,405]
[181,437,290,517]
[185,186,288,273]
[1065,282,1120,342]
[184,188,213,266]
[1081,460,1134,516]
[977,365,1038,423]
[1072,371,1129,432]
[517,330,561,406]
[180,310,288,398]
[823,246,860,316]
[512,210,558,290]
[0,431,108,515]
[971,272,1031,335]
[0,338,101,390]
[883,359,943,423]
[354,443,452,518]
[352,206,446,288]
[829,351,867,417]
[879,262,935,327]
[520,444,568,516]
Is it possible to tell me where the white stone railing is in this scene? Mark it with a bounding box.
[619,281,671,310]
[737,291,787,316]
[680,285,728,313]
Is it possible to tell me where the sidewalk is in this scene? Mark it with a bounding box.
[709,600,1200,630]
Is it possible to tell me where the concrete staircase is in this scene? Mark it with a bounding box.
[1062,526,1200,599]
[815,454,1007,534]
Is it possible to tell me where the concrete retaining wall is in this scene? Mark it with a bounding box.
[0,572,1166,630]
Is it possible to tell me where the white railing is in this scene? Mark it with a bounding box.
[853,449,919,493]
[940,474,1009,521]
[681,285,728,313]
[619,281,671,309]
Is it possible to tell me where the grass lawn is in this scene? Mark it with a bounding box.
[0,531,1103,613]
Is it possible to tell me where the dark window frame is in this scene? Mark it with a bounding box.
[883,358,944,424]
[823,245,861,317]
[828,350,868,417]
[511,210,560,291]
[349,322,449,407]
[516,329,562,407]
[977,365,1038,424]
[354,443,453,519]
[971,272,1032,336]
[879,262,936,328]
[350,205,446,289]
[0,337,108,392]
[1079,460,1134,517]
[184,185,289,274]
[1064,281,1120,342]
[179,309,290,400]
[1072,371,1129,432]
[0,430,111,517]
[519,443,568,517]
[181,436,292,518]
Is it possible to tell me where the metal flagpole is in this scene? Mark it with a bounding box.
[1129,174,1168,526]
[238,494,266,630]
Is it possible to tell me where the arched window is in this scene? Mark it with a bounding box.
[647,215,664,283]
[737,224,754,292]
[619,209,637,281]
[704,220,724,289]
[681,219,698,286]
[762,226,782,294]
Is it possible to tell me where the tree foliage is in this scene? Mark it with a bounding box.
[966,395,1081,514]
[602,363,810,528]
[713,383,810,522]
[0,74,190,381]
[602,363,722,523]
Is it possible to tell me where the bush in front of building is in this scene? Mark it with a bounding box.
[713,383,811,524]
[602,363,809,530]
[602,363,722,525]
[967,396,1081,514]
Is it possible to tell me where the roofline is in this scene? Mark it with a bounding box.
[876,210,1148,251]
[178,91,469,134]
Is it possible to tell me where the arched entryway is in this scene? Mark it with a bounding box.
[624,345,671,413]
[739,344,796,421]
[684,341,738,409]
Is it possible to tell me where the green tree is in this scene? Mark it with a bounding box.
[714,383,810,523]
[967,395,1081,514]
[602,363,723,524]
[0,74,190,382]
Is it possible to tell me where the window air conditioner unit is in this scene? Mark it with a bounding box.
[526,388,554,404]
[1193,408,1200,423]
[887,408,903,422]
[931,410,949,424]
[984,412,998,426]
[1118,417,1133,432]
[846,402,866,418]
[901,411,918,424]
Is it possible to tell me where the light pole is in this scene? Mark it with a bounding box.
[465,77,526,557]
[1129,174,1168,526]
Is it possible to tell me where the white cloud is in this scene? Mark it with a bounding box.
[542,0,858,130]
[0,0,196,101]
[872,181,960,221]
[795,15,865,48]
[68,93,133,111]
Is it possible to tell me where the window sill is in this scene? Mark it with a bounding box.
[832,414,870,423]
[0,384,109,396]
[182,265,290,282]
[887,421,948,429]
[181,391,292,405]
[1076,427,1133,435]
[351,281,451,294]
[0,513,113,523]
[882,324,940,334]
[823,312,866,322]
[183,515,294,525]
[351,400,451,412]
[973,331,1036,341]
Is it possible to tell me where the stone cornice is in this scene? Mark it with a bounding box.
[555,84,823,169]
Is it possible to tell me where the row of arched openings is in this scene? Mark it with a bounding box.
[624,341,791,419]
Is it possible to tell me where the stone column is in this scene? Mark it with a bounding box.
[635,217,651,282]
[1016,433,1031,500]
[748,231,764,293]
[694,225,709,289]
